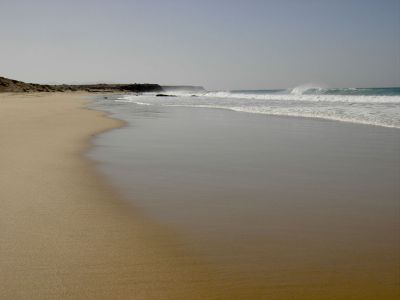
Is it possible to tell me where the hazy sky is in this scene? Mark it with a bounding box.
[1,0,399,89]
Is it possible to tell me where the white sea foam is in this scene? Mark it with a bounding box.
[201,91,400,103]
[290,83,327,95]
[116,90,400,128]
[115,99,153,105]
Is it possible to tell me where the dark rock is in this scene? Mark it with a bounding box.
[156,94,177,97]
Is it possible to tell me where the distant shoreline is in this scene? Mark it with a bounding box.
[0,75,207,94]
[0,75,164,93]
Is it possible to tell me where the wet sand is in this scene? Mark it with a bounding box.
[0,93,228,299]
[90,101,400,299]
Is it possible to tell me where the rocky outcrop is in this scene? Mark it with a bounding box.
[0,76,164,93]
[0,77,52,92]
[156,94,177,97]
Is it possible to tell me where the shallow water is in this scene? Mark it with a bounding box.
[117,87,400,128]
[89,96,400,298]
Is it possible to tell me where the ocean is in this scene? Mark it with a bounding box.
[114,85,400,128]
[88,89,400,298]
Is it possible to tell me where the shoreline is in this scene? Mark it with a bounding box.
[157,104,400,129]
[113,91,400,129]
[1,92,398,299]
[0,92,226,299]
[89,100,400,299]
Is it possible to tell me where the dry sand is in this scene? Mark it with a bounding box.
[0,93,225,299]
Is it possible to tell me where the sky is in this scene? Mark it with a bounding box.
[0,0,399,90]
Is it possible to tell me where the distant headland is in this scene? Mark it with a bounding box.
[0,76,205,94]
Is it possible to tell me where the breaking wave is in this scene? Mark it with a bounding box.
[114,85,400,128]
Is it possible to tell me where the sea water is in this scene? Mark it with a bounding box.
[88,88,400,298]
[115,85,400,128]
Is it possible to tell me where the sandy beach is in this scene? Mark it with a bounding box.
[1,1,399,298]
[0,93,226,300]
[1,92,399,299]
